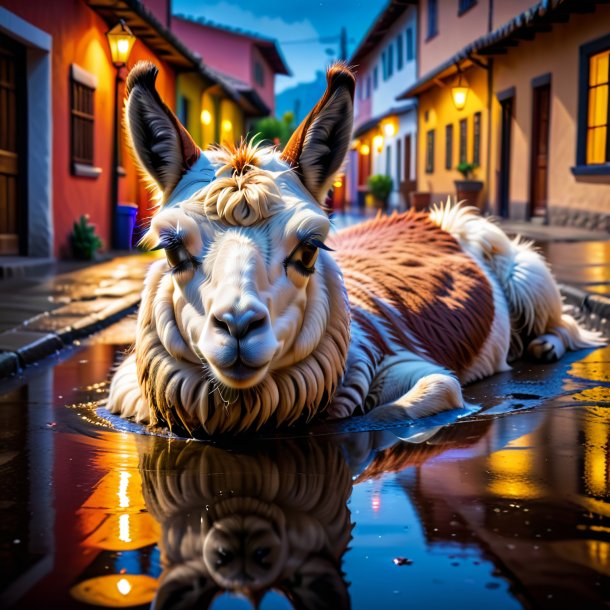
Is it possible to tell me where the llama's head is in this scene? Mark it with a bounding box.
[123,62,354,433]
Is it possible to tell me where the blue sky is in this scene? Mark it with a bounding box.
[172,0,384,92]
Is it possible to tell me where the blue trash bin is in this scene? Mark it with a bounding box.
[115,203,139,250]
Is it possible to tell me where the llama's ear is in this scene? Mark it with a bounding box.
[124,61,200,201]
[281,63,355,203]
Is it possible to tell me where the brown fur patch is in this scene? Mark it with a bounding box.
[329,211,495,376]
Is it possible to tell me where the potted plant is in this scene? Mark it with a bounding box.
[455,162,484,210]
[367,174,393,209]
[70,214,103,260]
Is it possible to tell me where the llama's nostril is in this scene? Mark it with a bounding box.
[211,309,267,340]
[212,313,232,335]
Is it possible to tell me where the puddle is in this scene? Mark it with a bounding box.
[0,330,609,609]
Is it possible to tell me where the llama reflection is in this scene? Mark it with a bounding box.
[139,438,352,609]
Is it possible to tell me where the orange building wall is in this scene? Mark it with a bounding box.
[2,0,176,256]
[489,4,610,218]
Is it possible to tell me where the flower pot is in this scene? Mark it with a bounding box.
[409,191,431,211]
[455,180,484,211]
[373,196,386,210]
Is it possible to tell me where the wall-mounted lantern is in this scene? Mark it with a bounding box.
[451,66,469,111]
[106,20,136,67]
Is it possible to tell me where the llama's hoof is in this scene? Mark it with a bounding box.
[528,336,561,363]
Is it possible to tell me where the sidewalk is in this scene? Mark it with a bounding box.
[0,254,156,378]
[0,215,609,380]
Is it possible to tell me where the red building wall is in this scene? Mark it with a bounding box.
[2,0,176,257]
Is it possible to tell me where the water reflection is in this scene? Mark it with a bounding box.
[1,341,610,608]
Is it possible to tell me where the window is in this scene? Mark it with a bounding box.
[387,44,394,78]
[458,0,477,15]
[586,49,610,164]
[70,64,100,177]
[406,27,414,61]
[473,112,481,166]
[253,60,265,87]
[386,144,392,178]
[459,118,468,164]
[445,124,453,170]
[576,34,610,172]
[373,66,379,89]
[366,75,371,99]
[381,50,387,80]
[396,138,402,186]
[426,129,435,173]
[427,0,438,39]
[397,34,404,71]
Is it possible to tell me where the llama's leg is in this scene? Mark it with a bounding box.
[528,314,604,363]
[494,237,605,361]
[107,353,150,422]
[364,355,465,423]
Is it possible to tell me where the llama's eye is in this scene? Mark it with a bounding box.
[284,242,319,277]
[299,243,318,270]
[166,245,190,268]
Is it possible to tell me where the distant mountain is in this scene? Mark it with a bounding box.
[275,71,326,123]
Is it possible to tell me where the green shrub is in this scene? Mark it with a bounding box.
[367,174,393,201]
[70,215,102,260]
[456,161,478,180]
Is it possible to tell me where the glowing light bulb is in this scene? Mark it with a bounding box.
[117,39,129,54]
[333,179,343,188]
[117,578,131,596]
[383,122,396,137]
[373,134,384,151]
[222,119,232,132]
[201,109,212,125]
[360,144,370,155]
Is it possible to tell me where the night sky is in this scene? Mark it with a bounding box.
[172,0,384,91]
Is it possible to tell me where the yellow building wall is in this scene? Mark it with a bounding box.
[489,4,610,219]
[417,65,489,205]
[201,91,217,148]
[219,98,245,146]
[176,72,203,146]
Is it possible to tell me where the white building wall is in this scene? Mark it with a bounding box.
[352,5,418,208]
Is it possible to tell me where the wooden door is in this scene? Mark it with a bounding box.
[0,35,26,255]
[530,84,550,218]
[498,97,513,218]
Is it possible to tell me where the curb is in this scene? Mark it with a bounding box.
[559,284,610,336]
[0,295,140,379]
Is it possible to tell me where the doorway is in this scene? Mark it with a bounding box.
[530,82,550,219]
[0,33,26,255]
[498,96,513,219]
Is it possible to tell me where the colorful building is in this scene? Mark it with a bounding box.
[171,15,290,147]
[397,0,610,230]
[346,0,419,210]
[0,0,247,263]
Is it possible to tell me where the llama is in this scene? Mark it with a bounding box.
[107,61,603,436]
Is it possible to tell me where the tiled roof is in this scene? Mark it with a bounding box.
[353,102,417,138]
[349,0,416,67]
[204,66,271,117]
[174,14,291,76]
[397,0,594,99]
[84,0,240,99]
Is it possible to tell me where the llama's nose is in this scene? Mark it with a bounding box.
[211,307,268,340]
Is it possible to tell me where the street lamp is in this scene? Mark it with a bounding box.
[451,66,469,111]
[105,20,136,249]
